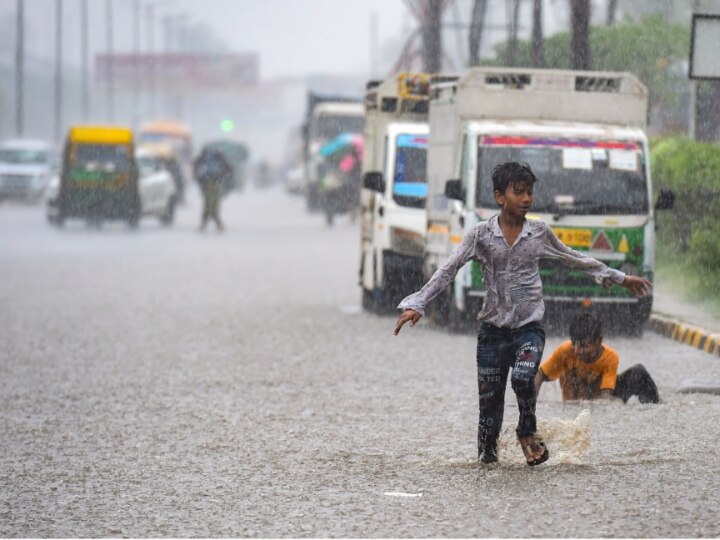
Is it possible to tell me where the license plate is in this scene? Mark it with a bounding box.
[552,228,593,248]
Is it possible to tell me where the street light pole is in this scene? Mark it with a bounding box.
[145,1,174,120]
[80,0,89,121]
[106,0,114,122]
[15,0,24,137]
[55,0,63,143]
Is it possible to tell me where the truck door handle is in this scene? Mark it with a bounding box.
[378,206,384,217]
[459,215,464,228]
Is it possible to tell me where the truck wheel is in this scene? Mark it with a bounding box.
[361,288,376,313]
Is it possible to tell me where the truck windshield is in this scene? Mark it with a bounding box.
[393,134,428,208]
[476,138,649,215]
[313,114,364,140]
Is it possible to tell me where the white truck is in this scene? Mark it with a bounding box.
[424,67,673,332]
[303,96,364,211]
[359,73,457,311]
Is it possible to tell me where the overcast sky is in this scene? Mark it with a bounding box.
[0,0,411,79]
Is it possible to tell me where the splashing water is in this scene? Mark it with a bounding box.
[497,409,591,465]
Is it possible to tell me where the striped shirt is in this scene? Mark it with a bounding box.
[398,215,626,329]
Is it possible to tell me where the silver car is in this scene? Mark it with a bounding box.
[0,139,54,201]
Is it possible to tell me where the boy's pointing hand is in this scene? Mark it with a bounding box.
[394,309,422,335]
[622,275,652,297]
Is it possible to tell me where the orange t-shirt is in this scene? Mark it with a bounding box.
[539,341,618,400]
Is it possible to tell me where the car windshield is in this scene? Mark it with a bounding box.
[0,148,48,165]
[393,133,428,208]
[312,114,364,140]
[73,144,130,172]
[137,156,162,176]
[476,138,649,215]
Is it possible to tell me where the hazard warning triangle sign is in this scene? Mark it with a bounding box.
[591,230,613,251]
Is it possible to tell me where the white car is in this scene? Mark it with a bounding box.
[0,139,55,201]
[136,147,178,226]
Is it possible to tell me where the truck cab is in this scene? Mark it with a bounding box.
[425,68,670,332]
[359,73,456,311]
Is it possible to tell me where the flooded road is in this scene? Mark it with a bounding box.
[1,187,719,537]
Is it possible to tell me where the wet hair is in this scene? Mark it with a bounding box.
[491,161,538,195]
[569,313,602,344]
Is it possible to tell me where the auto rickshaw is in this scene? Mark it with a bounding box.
[48,125,140,227]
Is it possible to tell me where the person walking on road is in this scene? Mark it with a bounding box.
[392,162,652,465]
[535,313,659,403]
[194,149,231,232]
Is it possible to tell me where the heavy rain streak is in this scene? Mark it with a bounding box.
[3,0,720,537]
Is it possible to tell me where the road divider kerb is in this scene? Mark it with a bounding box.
[648,312,720,358]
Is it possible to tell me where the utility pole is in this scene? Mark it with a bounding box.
[15,0,24,137]
[422,0,443,72]
[55,0,63,143]
[469,0,488,67]
[106,0,114,122]
[80,0,89,121]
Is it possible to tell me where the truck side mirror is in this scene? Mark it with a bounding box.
[363,171,385,192]
[655,188,675,211]
[444,179,465,202]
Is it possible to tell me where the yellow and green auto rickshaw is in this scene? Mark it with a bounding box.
[50,125,140,227]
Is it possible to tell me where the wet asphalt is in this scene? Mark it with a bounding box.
[1,186,719,537]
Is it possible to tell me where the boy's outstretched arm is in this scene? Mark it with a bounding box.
[394,309,422,335]
[620,275,652,297]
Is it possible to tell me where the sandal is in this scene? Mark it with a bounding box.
[519,436,549,466]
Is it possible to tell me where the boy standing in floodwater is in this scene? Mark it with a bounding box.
[393,162,651,465]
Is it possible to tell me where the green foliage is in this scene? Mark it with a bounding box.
[484,15,690,108]
[651,135,720,303]
[690,226,720,272]
[652,136,720,191]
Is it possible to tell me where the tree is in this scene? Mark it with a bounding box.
[486,15,690,111]
[531,0,544,67]
[570,0,591,70]
[606,0,619,25]
[469,0,488,67]
[506,0,520,66]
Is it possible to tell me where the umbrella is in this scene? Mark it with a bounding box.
[318,133,363,158]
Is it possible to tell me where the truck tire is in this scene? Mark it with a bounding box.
[361,288,376,313]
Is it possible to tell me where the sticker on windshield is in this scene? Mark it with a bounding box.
[608,150,638,171]
[561,148,592,170]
